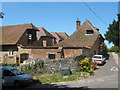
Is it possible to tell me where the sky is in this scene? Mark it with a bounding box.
[1,2,119,48]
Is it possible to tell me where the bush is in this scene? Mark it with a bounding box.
[0,63,20,67]
[108,46,118,52]
[78,57,94,73]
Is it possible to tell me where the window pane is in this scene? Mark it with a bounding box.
[86,30,94,34]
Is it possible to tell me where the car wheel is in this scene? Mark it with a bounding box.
[14,81,21,88]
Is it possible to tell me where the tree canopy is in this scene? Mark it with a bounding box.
[104,14,119,47]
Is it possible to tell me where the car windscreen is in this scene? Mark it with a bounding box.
[11,69,24,75]
[93,56,101,59]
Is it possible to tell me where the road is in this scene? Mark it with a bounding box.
[26,53,119,89]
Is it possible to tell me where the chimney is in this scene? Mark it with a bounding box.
[76,18,80,31]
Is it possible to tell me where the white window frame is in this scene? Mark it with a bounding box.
[85,30,94,35]
[28,34,32,40]
[8,50,14,56]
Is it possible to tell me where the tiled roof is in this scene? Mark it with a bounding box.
[50,32,69,41]
[0,23,38,45]
[37,27,55,39]
[57,32,69,40]
[50,32,62,40]
[55,19,101,47]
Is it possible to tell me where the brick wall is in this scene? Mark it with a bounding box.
[39,37,54,46]
[90,37,100,56]
[64,49,83,58]
[1,46,85,63]
[31,48,83,59]
[31,48,61,58]
[1,46,31,63]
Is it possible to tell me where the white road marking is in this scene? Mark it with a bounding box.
[111,67,119,71]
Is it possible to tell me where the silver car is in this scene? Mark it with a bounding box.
[1,66,33,88]
[92,55,106,65]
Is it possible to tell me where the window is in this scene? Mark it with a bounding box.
[3,70,15,76]
[8,50,14,56]
[43,40,47,47]
[52,39,55,46]
[93,56,101,59]
[28,34,32,40]
[48,53,55,59]
[86,30,94,34]
[12,69,23,75]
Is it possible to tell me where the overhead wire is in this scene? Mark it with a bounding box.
[81,0,108,26]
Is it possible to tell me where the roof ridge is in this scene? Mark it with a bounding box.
[37,27,55,38]
[0,23,33,27]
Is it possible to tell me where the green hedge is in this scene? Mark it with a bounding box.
[108,46,118,52]
[0,63,20,67]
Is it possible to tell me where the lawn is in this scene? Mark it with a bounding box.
[33,72,90,84]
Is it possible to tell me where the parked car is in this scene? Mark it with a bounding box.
[92,55,106,65]
[1,66,33,88]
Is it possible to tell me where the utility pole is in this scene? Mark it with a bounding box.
[118,1,120,52]
[118,13,120,52]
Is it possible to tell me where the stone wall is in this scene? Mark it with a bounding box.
[18,54,86,75]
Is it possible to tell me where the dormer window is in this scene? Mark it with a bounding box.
[86,30,94,34]
[28,34,32,40]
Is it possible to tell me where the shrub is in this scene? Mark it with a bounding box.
[108,46,118,52]
[78,57,94,73]
[0,63,20,67]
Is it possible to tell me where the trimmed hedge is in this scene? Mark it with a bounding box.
[108,46,118,52]
[0,63,20,67]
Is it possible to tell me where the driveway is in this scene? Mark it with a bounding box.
[26,53,119,89]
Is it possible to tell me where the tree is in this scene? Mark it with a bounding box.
[104,15,119,47]
[0,12,4,18]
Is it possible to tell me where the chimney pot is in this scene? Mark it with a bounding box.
[76,18,80,31]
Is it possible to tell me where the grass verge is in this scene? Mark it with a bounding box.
[33,72,90,84]
[117,52,120,57]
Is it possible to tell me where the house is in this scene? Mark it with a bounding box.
[55,19,105,57]
[28,19,106,59]
[0,19,106,63]
[0,23,40,63]
[0,23,69,63]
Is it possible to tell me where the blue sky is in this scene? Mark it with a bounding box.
[1,2,119,48]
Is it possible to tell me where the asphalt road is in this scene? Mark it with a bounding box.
[26,53,119,89]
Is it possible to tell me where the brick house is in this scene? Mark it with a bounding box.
[0,23,40,63]
[55,19,105,57]
[0,19,106,63]
[0,23,69,63]
[22,19,105,60]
